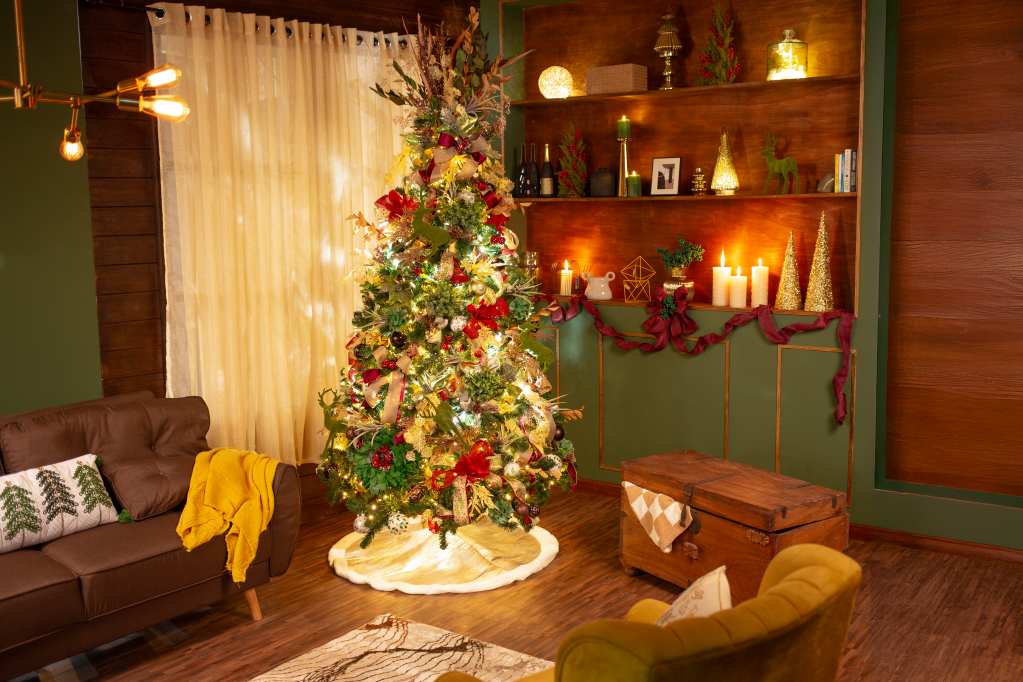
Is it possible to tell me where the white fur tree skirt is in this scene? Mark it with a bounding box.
[327,517,559,594]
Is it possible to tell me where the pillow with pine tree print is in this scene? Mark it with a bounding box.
[0,454,117,553]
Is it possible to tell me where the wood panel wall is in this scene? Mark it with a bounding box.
[77,0,471,399]
[884,0,1023,497]
[79,5,165,398]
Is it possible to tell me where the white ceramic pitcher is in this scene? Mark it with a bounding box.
[582,271,615,300]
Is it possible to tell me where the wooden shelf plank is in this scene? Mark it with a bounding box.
[511,75,860,109]
[520,193,858,204]
[550,296,826,317]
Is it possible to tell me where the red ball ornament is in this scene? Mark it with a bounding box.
[469,440,494,458]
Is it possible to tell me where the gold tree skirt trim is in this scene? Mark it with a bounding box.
[327,517,559,594]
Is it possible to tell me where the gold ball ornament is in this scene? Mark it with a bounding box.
[470,279,487,296]
[522,492,532,503]
[538,66,573,99]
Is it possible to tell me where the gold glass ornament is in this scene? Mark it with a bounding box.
[710,129,739,195]
[767,30,808,81]
[538,66,573,99]
[775,231,802,310]
[653,5,683,90]
[804,213,835,312]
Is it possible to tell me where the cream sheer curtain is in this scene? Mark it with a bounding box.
[150,5,404,464]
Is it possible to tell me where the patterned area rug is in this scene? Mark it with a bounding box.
[249,614,552,682]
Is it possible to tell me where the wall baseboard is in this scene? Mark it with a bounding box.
[573,478,619,498]
[849,524,1023,565]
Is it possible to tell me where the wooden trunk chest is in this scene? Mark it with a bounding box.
[620,451,849,604]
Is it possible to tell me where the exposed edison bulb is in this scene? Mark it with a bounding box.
[140,95,190,123]
[117,93,190,123]
[59,126,84,161]
[119,63,183,92]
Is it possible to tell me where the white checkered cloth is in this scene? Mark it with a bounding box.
[623,481,693,553]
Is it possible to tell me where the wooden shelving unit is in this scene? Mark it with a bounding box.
[507,0,864,315]
[510,74,860,109]
[521,193,857,204]
[551,296,824,317]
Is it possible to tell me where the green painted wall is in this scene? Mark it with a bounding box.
[488,0,1023,550]
[0,0,103,414]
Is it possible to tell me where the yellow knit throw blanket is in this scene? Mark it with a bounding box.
[176,447,279,583]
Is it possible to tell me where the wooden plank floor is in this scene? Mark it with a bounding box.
[14,491,1023,682]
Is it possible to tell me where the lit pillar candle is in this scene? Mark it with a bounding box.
[626,171,642,197]
[559,261,573,296]
[752,258,769,308]
[712,250,731,307]
[729,266,748,308]
[617,115,631,139]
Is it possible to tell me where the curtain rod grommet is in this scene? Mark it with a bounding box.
[356,35,363,45]
[184,10,190,22]
[270,24,276,35]
[205,14,211,26]
[373,36,379,47]
[154,7,165,19]
[286,26,293,38]
[399,39,408,49]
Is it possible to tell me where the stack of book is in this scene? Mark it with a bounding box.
[835,149,857,193]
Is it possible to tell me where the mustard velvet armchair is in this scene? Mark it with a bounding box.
[437,544,860,682]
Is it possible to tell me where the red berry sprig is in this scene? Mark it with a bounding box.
[371,446,394,471]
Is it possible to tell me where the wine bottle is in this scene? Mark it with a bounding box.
[540,143,556,197]
[528,143,541,197]
[515,143,527,198]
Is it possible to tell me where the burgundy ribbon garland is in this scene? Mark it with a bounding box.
[536,288,854,425]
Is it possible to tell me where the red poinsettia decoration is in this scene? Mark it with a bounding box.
[374,190,419,221]
[465,297,510,339]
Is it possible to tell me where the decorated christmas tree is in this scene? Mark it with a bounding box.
[318,10,581,549]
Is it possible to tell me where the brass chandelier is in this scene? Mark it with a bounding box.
[1,0,189,161]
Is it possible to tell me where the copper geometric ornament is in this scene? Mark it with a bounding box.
[621,256,655,302]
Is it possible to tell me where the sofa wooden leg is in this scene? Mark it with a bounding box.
[243,588,263,621]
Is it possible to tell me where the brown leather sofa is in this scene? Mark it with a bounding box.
[0,391,301,681]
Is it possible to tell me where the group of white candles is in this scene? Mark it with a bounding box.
[712,251,769,308]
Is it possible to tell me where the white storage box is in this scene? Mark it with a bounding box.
[585,64,648,95]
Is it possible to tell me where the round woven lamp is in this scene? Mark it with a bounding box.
[538,66,573,99]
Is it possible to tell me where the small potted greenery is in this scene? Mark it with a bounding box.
[657,238,705,302]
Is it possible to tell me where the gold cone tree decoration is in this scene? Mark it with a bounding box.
[775,231,802,310]
[711,128,739,195]
[804,212,835,312]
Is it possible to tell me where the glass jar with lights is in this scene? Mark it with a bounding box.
[767,30,808,81]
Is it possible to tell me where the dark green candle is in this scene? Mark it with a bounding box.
[617,115,631,139]
[626,172,642,197]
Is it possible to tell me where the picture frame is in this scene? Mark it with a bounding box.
[651,157,682,195]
